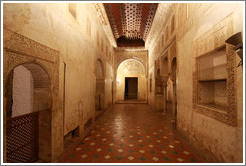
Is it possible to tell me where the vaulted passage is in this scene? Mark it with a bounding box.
[2,2,244,164]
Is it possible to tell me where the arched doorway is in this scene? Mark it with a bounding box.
[171,57,177,131]
[161,56,168,113]
[5,63,51,163]
[95,59,105,111]
[116,59,147,101]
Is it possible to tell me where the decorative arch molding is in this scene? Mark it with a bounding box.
[3,27,61,162]
[94,57,106,111]
[95,58,105,79]
[3,28,59,89]
[116,58,147,101]
[4,59,52,88]
[117,57,146,70]
[170,57,177,82]
[115,49,148,74]
[116,58,146,75]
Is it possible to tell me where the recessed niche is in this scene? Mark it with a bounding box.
[197,46,228,112]
[84,118,93,137]
[64,126,80,150]
[198,47,227,81]
[198,80,227,112]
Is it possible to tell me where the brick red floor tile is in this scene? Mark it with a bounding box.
[58,104,205,163]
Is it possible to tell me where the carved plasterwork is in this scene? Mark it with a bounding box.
[115,47,146,51]
[93,3,117,47]
[115,50,148,74]
[193,14,237,126]
[3,27,61,161]
[176,3,214,41]
[194,14,234,57]
[145,3,172,48]
[3,27,60,111]
[3,28,60,97]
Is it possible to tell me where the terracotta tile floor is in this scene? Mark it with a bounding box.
[58,104,204,163]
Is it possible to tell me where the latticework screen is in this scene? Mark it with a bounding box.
[6,112,38,163]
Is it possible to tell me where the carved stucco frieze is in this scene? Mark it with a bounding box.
[176,3,214,41]
[93,3,117,47]
[115,50,148,72]
[145,3,172,47]
[4,29,59,63]
[195,14,234,57]
[3,27,60,107]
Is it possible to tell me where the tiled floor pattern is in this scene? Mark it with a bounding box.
[58,104,202,163]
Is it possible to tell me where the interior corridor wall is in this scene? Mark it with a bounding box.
[146,3,243,163]
[104,62,114,109]
[148,67,155,106]
[12,65,34,117]
[3,3,115,161]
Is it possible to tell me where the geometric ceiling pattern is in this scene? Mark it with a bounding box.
[103,3,158,47]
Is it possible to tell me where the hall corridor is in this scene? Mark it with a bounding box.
[2,2,243,163]
[58,104,203,163]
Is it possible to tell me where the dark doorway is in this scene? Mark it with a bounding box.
[125,77,138,100]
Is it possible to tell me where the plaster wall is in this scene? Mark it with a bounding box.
[3,3,115,161]
[148,67,155,106]
[12,65,34,117]
[104,62,114,108]
[147,3,243,162]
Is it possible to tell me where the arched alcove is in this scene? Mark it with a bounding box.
[170,57,177,130]
[171,57,177,80]
[5,62,51,163]
[161,56,169,114]
[161,56,168,76]
[95,59,105,110]
[116,59,147,101]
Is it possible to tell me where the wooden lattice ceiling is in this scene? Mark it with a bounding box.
[104,3,158,47]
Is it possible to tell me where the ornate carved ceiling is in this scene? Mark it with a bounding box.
[103,3,158,47]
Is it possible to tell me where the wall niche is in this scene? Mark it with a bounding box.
[197,47,227,112]
[194,44,237,126]
[193,13,237,126]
